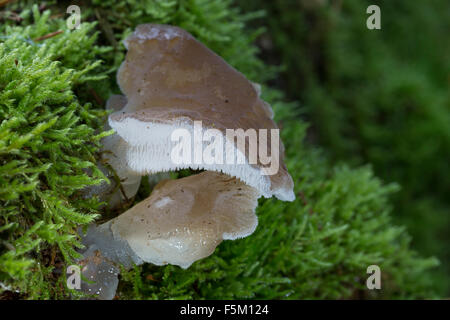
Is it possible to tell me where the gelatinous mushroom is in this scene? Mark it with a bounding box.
[109,24,295,201]
[79,171,259,297]
[103,95,142,204]
[110,171,259,268]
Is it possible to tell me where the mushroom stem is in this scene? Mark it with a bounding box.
[82,95,142,208]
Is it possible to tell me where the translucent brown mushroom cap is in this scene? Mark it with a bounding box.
[110,171,259,269]
[110,24,295,201]
[117,24,273,121]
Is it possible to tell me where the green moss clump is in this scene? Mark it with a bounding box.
[0,6,110,298]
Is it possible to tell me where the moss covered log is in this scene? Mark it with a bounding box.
[0,1,442,299]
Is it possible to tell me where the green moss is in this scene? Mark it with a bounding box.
[0,5,110,298]
[0,1,441,299]
[239,0,449,295]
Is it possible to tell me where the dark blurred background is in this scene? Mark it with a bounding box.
[238,0,449,295]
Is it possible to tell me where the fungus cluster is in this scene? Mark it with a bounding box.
[78,24,294,299]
